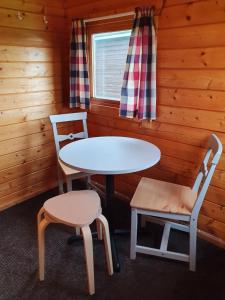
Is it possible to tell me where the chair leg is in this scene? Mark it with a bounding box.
[96,219,103,240]
[81,226,95,295]
[189,219,197,271]
[57,166,64,194]
[130,209,138,260]
[97,215,113,275]
[66,177,72,192]
[37,211,50,281]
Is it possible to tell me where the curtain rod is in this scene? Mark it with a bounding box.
[84,11,134,23]
[82,0,166,23]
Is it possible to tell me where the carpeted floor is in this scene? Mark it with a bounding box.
[1,187,225,300]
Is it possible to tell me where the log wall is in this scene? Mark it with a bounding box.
[0,0,68,210]
[64,0,225,246]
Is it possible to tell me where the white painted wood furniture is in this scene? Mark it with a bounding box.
[59,136,161,271]
[49,112,91,194]
[37,190,113,295]
[59,136,160,175]
[130,134,222,271]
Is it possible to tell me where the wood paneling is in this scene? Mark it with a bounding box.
[0,0,67,210]
[159,23,225,49]
[0,45,61,62]
[63,0,225,246]
[158,47,225,69]
[0,27,64,47]
[1,0,225,247]
[0,0,64,16]
[0,7,65,32]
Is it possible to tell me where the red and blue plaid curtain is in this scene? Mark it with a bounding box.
[70,20,90,109]
[120,8,157,120]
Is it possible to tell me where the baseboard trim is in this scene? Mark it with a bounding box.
[198,229,225,249]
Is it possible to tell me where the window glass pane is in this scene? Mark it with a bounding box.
[92,30,131,100]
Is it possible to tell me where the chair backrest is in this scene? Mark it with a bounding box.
[192,134,223,219]
[49,112,88,155]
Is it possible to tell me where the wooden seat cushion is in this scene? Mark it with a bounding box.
[131,177,197,215]
[58,158,81,176]
[43,190,101,227]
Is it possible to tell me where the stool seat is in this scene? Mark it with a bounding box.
[44,190,101,227]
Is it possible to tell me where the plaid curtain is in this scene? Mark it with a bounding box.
[120,8,157,120]
[70,20,90,109]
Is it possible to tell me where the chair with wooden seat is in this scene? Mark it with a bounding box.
[37,190,113,295]
[49,112,91,194]
[130,134,222,271]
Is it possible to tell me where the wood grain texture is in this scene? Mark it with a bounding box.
[0,90,62,111]
[158,47,225,69]
[0,0,67,211]
[0,178,57,210]
[0,7,65,32]
[159,0,225,29]
[0,0,64,16]
[0,155,56,184]
[158,23,225,49]
[0,27,64,47]
[1,0,225,245]
[0,62,61,78]
[0,45,62,62]
[63,0,225,243]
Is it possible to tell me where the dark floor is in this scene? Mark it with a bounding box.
[1,186,225,300]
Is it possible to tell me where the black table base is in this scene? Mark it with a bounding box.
[105,175,121,272]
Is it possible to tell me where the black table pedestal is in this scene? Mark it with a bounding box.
[105,175,120,272]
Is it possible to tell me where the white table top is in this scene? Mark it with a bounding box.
[59,136,161,175]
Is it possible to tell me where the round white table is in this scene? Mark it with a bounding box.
[59,136,161,271]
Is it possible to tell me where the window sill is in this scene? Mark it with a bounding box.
[91,98,120,108]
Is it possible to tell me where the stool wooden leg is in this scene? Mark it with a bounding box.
[96,219,103,240]
[97,215,113,276]
[37,213,49,281]
[37,207,45,226]
[81,226,95,295]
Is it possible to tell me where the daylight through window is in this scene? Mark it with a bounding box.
[92,30,131,100]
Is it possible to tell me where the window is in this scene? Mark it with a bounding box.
[92,30,131,101]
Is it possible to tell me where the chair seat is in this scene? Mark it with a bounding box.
[43,190,101,227]
[58,158,81,176]
[131,177,197,215]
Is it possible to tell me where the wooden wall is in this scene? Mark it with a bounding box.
[64,0,225,246]
[1,0,225,247]
[0,0,68,210]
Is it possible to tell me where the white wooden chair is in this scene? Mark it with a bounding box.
[49,112,91,194]
[37,190,113,295]
[130,134,222,271]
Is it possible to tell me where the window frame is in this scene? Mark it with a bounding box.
[86,16,133,107]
